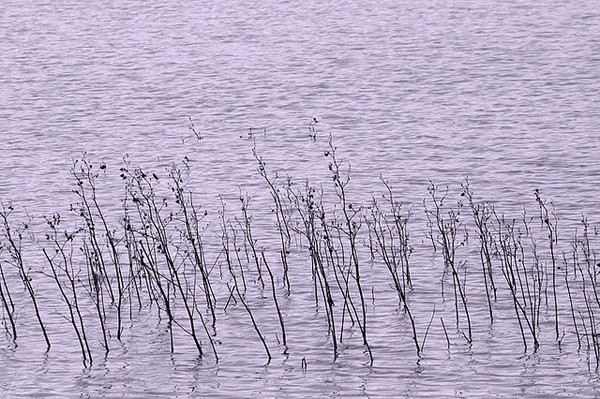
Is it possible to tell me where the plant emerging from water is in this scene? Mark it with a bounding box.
[0,202,50,350]
[1,131,600,371]
[425,182,472,344]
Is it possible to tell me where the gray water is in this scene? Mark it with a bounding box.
[2,0,600,397]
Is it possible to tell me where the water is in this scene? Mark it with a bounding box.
[1,0,600,397]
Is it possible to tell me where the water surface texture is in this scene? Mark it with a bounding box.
[1,0,600,397]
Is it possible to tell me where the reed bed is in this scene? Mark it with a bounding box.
[1,135,600,371]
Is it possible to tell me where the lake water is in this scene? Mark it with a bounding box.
[1,0,600,397]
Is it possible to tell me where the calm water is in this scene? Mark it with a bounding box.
[1,0,600,397]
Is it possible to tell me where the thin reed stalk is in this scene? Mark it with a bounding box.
[368,181,421,356]
[0,203,51,350]
[463,181,497,324]
[42,214,92,365]
[288,181,340,358]
[325,136,372,365]
[535,189,560,341]
[425,183,472,343]
[128,166,206,356]
[254,149,292,293]
[494,213,541,351]
[261,251,287,348]
[72,158,125,341]
[0,256,17,341]
[169,164,217,328]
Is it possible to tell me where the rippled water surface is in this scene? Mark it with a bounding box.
[2,0,600,397]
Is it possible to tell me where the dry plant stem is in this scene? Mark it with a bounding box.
[325,137,372,365]
[237,194,265,289]
[188,116,202,140]
[326,236,358,333]
[291,183,339,357]
[73,181,113,302]
[43,214,92,365]
[314,222,339,357]
[261,251,287,348]
[586,293,600,368]
[0,258,17,341]
[123,212,143,314]
[494,214,540,351]
[328,197,359,336]
[82,237,110,354]
[169,165,217,327]
[122,163,151,312]
[311,194,339,327]
[72,159,125,341]
[133,168,204,356]
[523,214,544,337]
[125,168,177,352]
[563,252,581,351]
[80,234,110,355]
[94,203,125,342]
[231,226,248,293]
[320,219,355,353]
[425,183,472,343]
[578,309,593,370]
[575,216,600,363]
[381,178,413,288]
[369,194,420,356]
[45,247,88,363]
[520,217,542,346]
[219,197,247,300]
[122,191,144,315]
[193,300,219,362]
[463,181,496,323]
[159,232,205,356]
[579,216,600,310]
[496,219,527,350]
[253,149,292,293]
[577,256,600,368]
[227,252,271,363]
[223,283,237,311]
[43,238,92,365]
[440,317,451,350]
[0,204,51,350]
[535,189,559,341]
[137,240,175,352]
[4,146,600,366]
[420,305,436,352]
